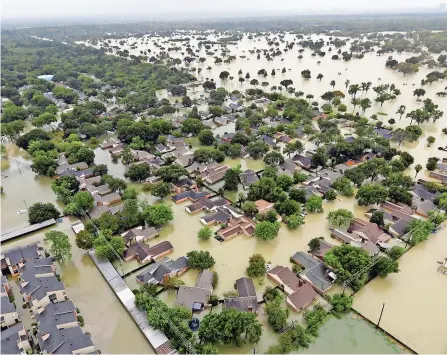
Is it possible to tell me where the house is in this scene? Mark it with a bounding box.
[1,243,43,276]
[267,266,319,312]
[170,178,197,194]
[309,239,335,261]
[318,169,343,184]
[155,144,171,154]
[255,200,274,214]
[1,295,20,327]
[131,150,155,162]
[175,286,210,311]
[124,241,173,263]
[200,207,233,225]
[429,171,447,184]
[1,323,32,354]
[109,143,126,156]
[94,192,122,206]
[290,252,336,294]
[330,229,379,257]
[171,190,213,204]
[186,196,230,214]
[239,170,259,189]
[414,199,437,218]
[1,273,11,296]
[224,277,259,313]
[279,159,299,176]
[349,219,391,244]
[86,183,112,196]
[220,133,235,143]
[360,152,377,162]
[78,175,101,190]
[58,167,95,179]
[100,138,121,150]
[71,221,85,235]
[374,128,393,140]
[267,266,303,295]
[36,301,94,354]
[186,162,219,175]
[260,135,276,147]
[213,116,228,126]
[201,165,230,185]
[217,216,256,240]
[56,162,88,176]
[195,270,214,291]
[175,153,195,168]
[286,281,319,312]
[121,226,160,246]
[166,135,185,145]
[292,154,313,170]
[229,102,244,112]
[136,257,189,285]
[19,258,67,318]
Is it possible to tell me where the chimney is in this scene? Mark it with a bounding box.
[41,332,50,342]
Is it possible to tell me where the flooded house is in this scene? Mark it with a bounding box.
[224,277,259,313]
[121,226,160,246]
[170,177,197,194]
[1,242,43,276]
[239,169,259,189]
[267,266,319,312]
[124,241,174,264]
[217,216,257,240]
[136,256,189,285]
[1,323,32,354]
[186,196,230,214]
[175,270,213,312]
[1,295,20,327]
[171,189,213,204]
[200,165,230,185]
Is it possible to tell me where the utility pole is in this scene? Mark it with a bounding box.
[377,303,385,328]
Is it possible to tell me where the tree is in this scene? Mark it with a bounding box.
[64,191,94,216]
[198,226,213,241]
[224,168,240,191]
[414,164,422,178]
[75,230,95,250]
[275,198,300,216]
[121,147,134,165]
[28,202,60,224]
[44,231,72,262]
[254,221,280,241]
[246,253,266,278]
[325,189,337,201]
[263,151,284,166]
[355,184,388,206]
[247,141,269,159]
[413,88,426,98]
[387,246,405,260]
[143,204,173,226]
[370,210,385,227]
[242,201,258,217]
[182,95,192,107]
[125,163,151,181]
[426,157,439,171]
[266,298,289,331]
[407,219,434,245]
[151,182,171,199]
[311,147,328,170]
[327,209,353,227]
[280,79,293,88]
[187,250,215,270]
[306,195,323,213]
[360,98,371,113]
[219,71,230,80]
[308,238,321,252]
[329,293,353,313]
[372,256,399,278]
[194,147,225,163]
[93,164,108,176]
[94,234,126,261]
[198,129,215,145]
[396,62,419,75]
[324,245,371,288]
[427,136,436,147]
[405,125,422,142]
[182,117,205,134]
[332,177,354,197]
[198,308,262,346]
[317,73,324,81]
[286,214,305,230]
[396,105,406,120]
[155,164,187,183]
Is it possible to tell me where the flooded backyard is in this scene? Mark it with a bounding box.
[1,31,446,353]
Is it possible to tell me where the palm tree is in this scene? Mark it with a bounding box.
[330,80,336,89]
[345,79,350,90]
[396,105,406,120]
[414,164,422,178]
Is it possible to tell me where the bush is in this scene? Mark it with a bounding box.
[329,293,353,313]
[212,271,219,288]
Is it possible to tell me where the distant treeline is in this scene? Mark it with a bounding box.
[6,13,447,42]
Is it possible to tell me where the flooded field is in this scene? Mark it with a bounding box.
[353,228,447,354]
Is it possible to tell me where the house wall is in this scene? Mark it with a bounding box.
[266,273,295,295]
[56,320,79,330]
[136,234,157,243]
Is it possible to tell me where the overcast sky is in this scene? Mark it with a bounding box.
[2,0,445,21]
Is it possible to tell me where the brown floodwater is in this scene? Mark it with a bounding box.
[1,32,446,353]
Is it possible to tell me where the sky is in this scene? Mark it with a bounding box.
[2,0,446,22]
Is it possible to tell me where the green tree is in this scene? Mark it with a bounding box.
[143,204,173,226]
[254,221,280,241]
[198,226,213,241]
[247,141,269,159]
[264,151,284,166]
[414,164,422,178]
[198,129,215,145]
[186,250,215,270]
[75,230,95,250]
[426,157,439,171]
[266,298,289,331]
[125,163,151,181]
[28,202,60,224]
[308,238,321,252]
[94,235,126,261]
[64,191,94,216]
[286,214,305,230]
[224,168,240,191]
[370,210,385,227]
[372,256,399,278]
[407,219,434,245]
[325,189,337,201]
[355,184,388,206]
[198,308,262,346]
[93,164,108,176]
[387,246,405,260]
[306,195,323,213]
[242,201,258,217]
[329,293,353,313]
[151,182,171,199]
[44,231,72,262]
[327,209,353,227]
[155,164,187,182]
[246,253,266,278]
[122,187,139,200]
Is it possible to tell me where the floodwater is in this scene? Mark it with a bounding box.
[1,32,446,353]
[353,229,447,354]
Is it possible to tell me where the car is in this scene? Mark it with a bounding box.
[214,235,224,242]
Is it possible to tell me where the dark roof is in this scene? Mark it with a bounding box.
[171,190,211,202]
[293,154,312,168]
[269,266,302,293]
[1,295,15,314]
[201,208,232,224]
[239,170,259,187]
[235,277,256,297]
[195,270,214,291]
[1,322,25,354]
[224,296,258,312]
[287,282,318,310]
[175,286,210,309]
[412,184,435,201]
